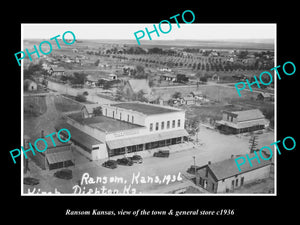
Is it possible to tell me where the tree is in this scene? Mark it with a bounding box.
[172,91,182,99]
[199,76,208,83]
[134,90,148,102]
[71,72,87,84]
[75,94,87,102]
[114,87,124,101]
[103,80,113,90]
[94,59,100,66]
[93,106,102,116]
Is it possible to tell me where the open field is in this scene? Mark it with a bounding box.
[54,95,83,112]
[24,96,47,116]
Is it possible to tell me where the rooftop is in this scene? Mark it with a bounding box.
[205,153,272,181]
[68,112,143,133]
[55,122,102,149]
[111,102,180,115]
[224,109,265,122]
[127,79,151,94]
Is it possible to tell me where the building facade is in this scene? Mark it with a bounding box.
[60,102,189,160]
[215,109,269,134]
[195,154,272,193]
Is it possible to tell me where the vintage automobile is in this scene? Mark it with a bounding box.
[102,160,118,169]
[116,157,134,166]
[129,155,143,164]
[153,150,170,158]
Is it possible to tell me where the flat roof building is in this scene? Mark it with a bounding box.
[61,102,189,160]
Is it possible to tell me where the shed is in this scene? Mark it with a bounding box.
[24,79,37,91]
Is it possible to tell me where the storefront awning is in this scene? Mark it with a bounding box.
[106,129,188,150]
[46,151,73,164]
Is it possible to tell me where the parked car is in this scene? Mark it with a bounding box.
[153,150,170,157]
[117,157,133,166]
[54,169,73,180]
[186,165,200,175]
[24,177,39,186]
[102,160,118,169]
[129,155,143,164]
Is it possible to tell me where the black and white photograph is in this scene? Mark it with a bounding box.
[21,23,276,195]
[3,4,298,224]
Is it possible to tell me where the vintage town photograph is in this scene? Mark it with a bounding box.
[22,24,276,195]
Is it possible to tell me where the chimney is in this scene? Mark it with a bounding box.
[41,130,44,138]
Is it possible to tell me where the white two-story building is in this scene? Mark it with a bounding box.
[56,102,189,160]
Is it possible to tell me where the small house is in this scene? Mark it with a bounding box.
[182,96,195,105]
[81,104,100,118]
[190,91,203,99]
[161,74,177,82]
[195,154,272,193]
[257,92,273,101]
[109,74,118,80]
[50,67,65,76]
[123,79,152,99]
[24,79,37,91]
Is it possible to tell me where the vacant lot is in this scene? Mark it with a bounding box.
[184,103,244,123]
[54,95,83,112]
[24,96,47,116]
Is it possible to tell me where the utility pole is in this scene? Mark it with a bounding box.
[249,134,258,153]
[193,156,196,175]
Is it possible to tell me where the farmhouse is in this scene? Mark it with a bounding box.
[182,96,195,105]
[81,104,100,118]
[60,102,189,160]
[50,67,65,77]
[161,73,177,82]
[256,92,273,101]
[195,154,272,193]
[215,109,269,134]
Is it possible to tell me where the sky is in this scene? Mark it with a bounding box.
[22,23,276,42]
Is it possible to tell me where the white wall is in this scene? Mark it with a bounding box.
[217,164,271,193]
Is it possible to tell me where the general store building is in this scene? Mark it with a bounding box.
[60,102,189,160]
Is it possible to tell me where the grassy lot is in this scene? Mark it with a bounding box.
[183,102,244,123]
[54,95,83,112]
[24,96,47,116]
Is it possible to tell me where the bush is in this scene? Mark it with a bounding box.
[75,94,87,102]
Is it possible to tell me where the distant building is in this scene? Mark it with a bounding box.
[60,102,188,161]
[257,92,273,101]
[24,79,37,91]
[81,104,100,118]
[109,74,118,80]
[215,109,269,134]
[50,67,65,76]
[161,74,177,82]
[190,91,203,99]
[195,154,272,193]
[123,79,152,99]
[182,96,195,105]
